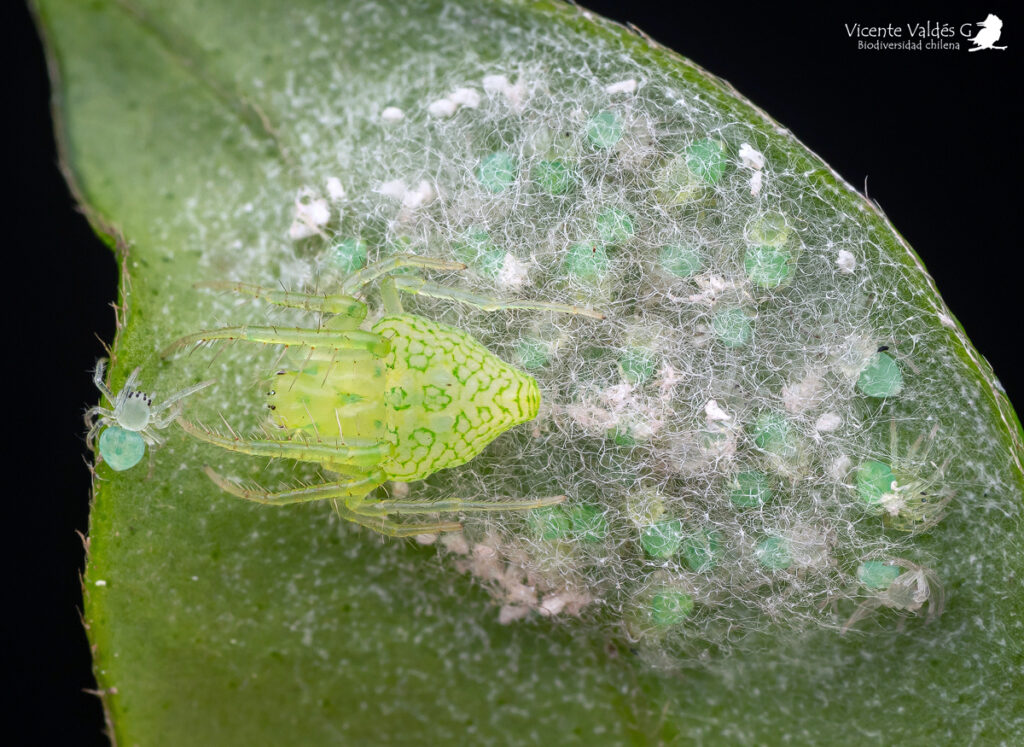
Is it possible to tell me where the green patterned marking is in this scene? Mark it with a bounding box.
[453,413,471,434]
[411,428,436,446]
[369,314,543,481]
[422,385,452,412]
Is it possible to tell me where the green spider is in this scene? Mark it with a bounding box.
[854,421,954,533]
[165,254,602,537]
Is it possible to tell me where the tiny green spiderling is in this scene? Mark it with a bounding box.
[86,358,213,471]
[854,420,953,533]
[840,558,944,634]
[164,254,602,537]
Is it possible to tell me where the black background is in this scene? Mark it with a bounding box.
[8,1,1020,744]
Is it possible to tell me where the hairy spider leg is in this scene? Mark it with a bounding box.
[93,358,115,403]
[334,502,463,537]
[192,254,603,321]
[340,254,467,295]
[391,276,606,320]
[85,406,115,449]
[117,367,142,408]
[162,326,389,358]
[203,467,462,535]
[177,418,389,468]
[150,380,215,420]
[204,465,384,505]
[348,492,567,517]
[197,281,368,332]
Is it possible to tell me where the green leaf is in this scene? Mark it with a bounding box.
[36,0,1023,744]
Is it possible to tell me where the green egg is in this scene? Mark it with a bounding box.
[586,111,623,149]
[730,470,773,508]
[712,308,752,347]
[455,228,504,278]
[569,504,609,542]
[745,213,791,247]
[755,536,792,570]
[685,138,728,183]
[750,411,798,459]
[563,242,610,281]
[744,244,792,287]
[533,159,576,194]
[680,530,722,573]
[650,590,695,626]
[596,208,634,245]
[526,505,572,540]
[331,237,368,273]
[516,337,550,370]
[658,244,703,278]
[640,518,685,559]
[477,151,517,193]
[618,348,656,385]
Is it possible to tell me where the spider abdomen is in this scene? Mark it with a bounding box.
[374,314,540,482]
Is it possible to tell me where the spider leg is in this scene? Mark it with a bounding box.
[349,492,567,517]
[92,359,115,403]
[151,402,185,429]
[139,427,163,447]
[840,599,880,635]
[84,409,114,449]
[380,277,403,314]
[203,467,459,534]
[339,254,466,295]
[178,418,389,468]
[333,501,462,537]
[197,282,368,325]
[391,276,605,319]
[117,367,143,407]
[150,380,215,415]
[203,467,383,506]
[161,325,388,358]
